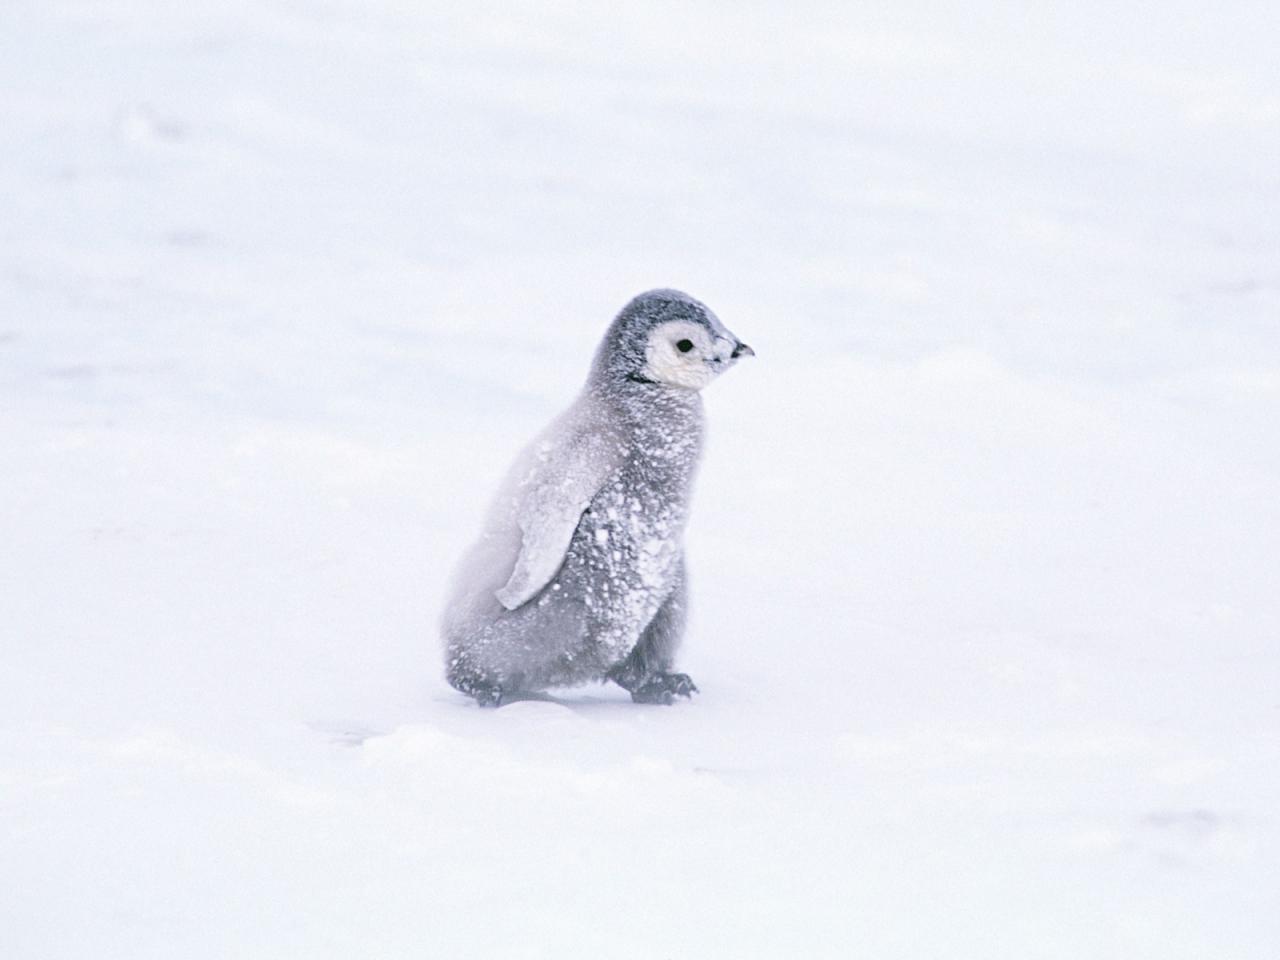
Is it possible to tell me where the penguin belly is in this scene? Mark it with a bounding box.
[548,472,684,675]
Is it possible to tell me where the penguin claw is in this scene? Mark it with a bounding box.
[629,672,698,705]
[664,673,699,698]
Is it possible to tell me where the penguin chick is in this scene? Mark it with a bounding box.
[442,289,754,707]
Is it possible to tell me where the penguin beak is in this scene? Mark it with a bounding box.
[731,341,755,359]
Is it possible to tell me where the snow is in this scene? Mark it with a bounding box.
[2,1,1278,956]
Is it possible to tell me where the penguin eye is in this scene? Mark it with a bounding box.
[675,339,694,353]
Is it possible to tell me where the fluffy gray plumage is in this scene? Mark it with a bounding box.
[442,289,753,706]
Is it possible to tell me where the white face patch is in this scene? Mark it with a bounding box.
[641,320,737,390]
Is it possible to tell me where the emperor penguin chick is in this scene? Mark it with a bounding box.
[442,289,754,707]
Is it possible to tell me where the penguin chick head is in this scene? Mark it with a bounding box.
[593,288,754,392]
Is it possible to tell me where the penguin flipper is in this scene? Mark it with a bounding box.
[495,431,616,611]
[494,504,586,610]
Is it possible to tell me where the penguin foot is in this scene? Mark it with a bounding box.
[628,672,699,705]
[448,669,505,708]
[471,683,504,708]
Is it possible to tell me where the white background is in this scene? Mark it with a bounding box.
[2,2,1278,956]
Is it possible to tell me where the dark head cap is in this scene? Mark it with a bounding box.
[590,289,752,390]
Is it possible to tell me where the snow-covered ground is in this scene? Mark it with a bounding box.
[3,2,1278,956]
